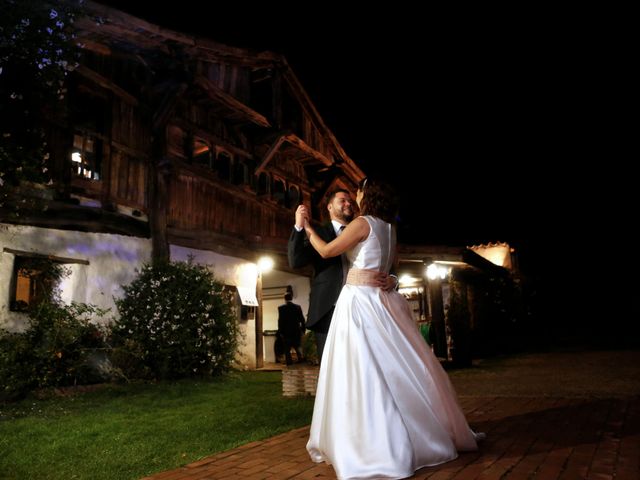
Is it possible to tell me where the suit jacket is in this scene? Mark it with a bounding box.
[277,302,306,342]
[288,223,343,330]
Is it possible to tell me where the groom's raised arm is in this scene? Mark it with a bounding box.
[288,204,315,268]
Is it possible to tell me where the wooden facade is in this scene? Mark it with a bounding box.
[2,1,364,268]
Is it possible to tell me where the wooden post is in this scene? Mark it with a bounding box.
[150,132,170,263]
[428,278,447,359]
[255,271,264,368]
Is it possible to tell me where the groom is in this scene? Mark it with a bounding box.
[288,189,395,362]
[288,189,353,362]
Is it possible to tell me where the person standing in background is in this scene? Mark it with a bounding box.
[277,292,306,365]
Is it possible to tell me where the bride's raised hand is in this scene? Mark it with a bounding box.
[303,217,315,237]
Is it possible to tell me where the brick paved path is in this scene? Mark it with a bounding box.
[142,395,640,479]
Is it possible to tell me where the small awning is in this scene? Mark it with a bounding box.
[237,286,258,307]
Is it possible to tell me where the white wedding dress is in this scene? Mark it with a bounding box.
[307,216,479,480]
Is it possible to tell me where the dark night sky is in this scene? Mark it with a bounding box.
[98,2,559,242]
[96,2,635,326]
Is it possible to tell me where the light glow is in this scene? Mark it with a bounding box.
[398,274,419,286]
[257,256,274,273]
[426,264,449,280]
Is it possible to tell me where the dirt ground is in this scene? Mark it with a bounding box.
[447,349,640,398]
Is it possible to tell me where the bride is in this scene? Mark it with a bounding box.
[303,177,483,480]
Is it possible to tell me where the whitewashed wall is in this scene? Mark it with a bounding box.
[0,223,151,331]
[0,223,312,368]
[261,272,310,363]
[170,245,260,368]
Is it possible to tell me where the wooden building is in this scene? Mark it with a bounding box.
[1,2,523,369]
[0,1,363,367]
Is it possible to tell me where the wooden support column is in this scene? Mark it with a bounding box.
[150,132,170,263]
[256,271,264,368]
[428,278,447,359]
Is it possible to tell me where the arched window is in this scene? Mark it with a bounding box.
[257,172,270,195]
[287,185,300,209]
[217,151,232,181]
[233,160,248,185]
[272,178,286,205]
[193,137,212,167]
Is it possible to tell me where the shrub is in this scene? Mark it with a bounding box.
[0,301,109,401]
[302,331,318,365]
[111,259,238,380]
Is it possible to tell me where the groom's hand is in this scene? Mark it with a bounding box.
[371,272,393,291]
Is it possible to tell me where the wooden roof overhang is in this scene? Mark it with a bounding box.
[280,67,365,186]
[77,2,364,172]
[254,132,333,177]
[193,76,270,128]
[78,2,283,68]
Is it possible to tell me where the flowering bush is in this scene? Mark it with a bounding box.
[0,301,110,401]
[111,259,239,380]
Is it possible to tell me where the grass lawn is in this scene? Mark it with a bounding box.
[0,371,314,480]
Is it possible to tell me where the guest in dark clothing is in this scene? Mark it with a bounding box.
[277,292,306,365]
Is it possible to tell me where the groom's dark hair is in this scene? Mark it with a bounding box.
[326,188,350,205]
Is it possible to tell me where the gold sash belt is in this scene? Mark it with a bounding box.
[346,268,383,286]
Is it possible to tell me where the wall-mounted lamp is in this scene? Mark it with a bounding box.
[426,264,449,280]
[257,256,274,273]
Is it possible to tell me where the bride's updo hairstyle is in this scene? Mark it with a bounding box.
[358,176,399,225]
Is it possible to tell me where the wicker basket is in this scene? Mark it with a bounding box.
[282,365,319,396]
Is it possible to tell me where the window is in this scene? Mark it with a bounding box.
[71,132,102,180]
[257,172,270,195]
[70,85,107,181]
[272,178,286,205]
[168,125,187,159]
[287,185,300,209]
[193,137,212,167]
[217,151,232,181]
[10,257,67,311]
[233,160,248,185]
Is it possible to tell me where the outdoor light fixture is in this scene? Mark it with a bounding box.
[398,274,419,286]
[426,264,449,280]
[257,256,274,273]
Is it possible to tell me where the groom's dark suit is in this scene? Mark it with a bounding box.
[288,223,344,337]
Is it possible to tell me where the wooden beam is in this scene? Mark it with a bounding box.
[255,134,286,175]
[284,134,333,166]
[194,77,270,127]
[111,140,149,161]
[75,65,139,106]
[78,3,284,68]
[152,83,188,131]
[78,39,112,56]
[173,118,253,159]
[3,248,90,265]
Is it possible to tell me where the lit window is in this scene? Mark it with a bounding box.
[71,133,102,180]
[10,257,62,311]
[193,138,212,167]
